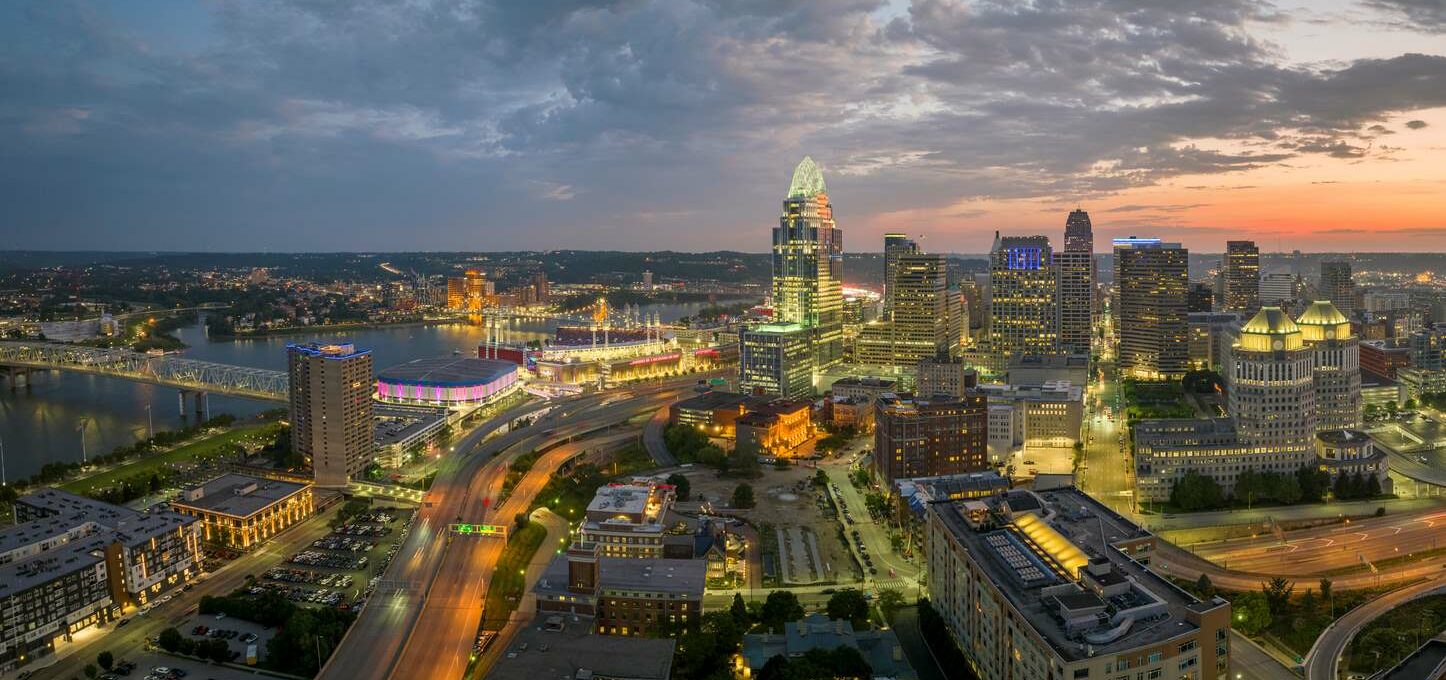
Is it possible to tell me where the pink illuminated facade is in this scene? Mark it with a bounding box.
[375,356,521,407]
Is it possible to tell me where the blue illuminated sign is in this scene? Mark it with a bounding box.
[1006,247,1043,270]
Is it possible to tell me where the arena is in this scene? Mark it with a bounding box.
[376,356,521,407]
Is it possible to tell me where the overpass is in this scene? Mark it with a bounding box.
[0,340,287,405]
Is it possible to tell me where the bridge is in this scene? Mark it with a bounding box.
[0,341,287,405]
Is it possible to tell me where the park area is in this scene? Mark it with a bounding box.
[61,421,282,503]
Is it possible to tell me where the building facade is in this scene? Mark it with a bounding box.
[874,392,988,485]
[1114,238,1189,379]
[1297,301,1362,430]
[739,323,814,399]
[772,156,844,372]
[287,342,375,487]
[989,234,1058,360]
[1320,260,1355,317]
[883,233,919,318]
[580,483,675,559]
[1055,209,1095,356]
[170,474,314,550]
[857,252,953,368]
[1222,240,1260,315]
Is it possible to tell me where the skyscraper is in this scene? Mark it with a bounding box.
[1297,301,1362,431]
[1188,282,1215,313]
[1063,208,1093,253]
[1222,240,1260,315]
[857,252,950,367]
[883,233,919,318]
[1055,209,1095,356]
[1230,309,1318,458]
[287,342,374,487]
[1114,238,1189,379]
[1320,260,1355,317]
[988,233,1058,360]
[771,156,844,370]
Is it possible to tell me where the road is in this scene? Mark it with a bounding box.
[643,405,678,466]
[30,499,352,679]
[1076,359,1134,517]
[1152,538,1446,592]
[320,377,700,680]
[1232,631,1300,680]
[1304,577,1446,680]
[1191,506,1446,575]
[816,458,921,592]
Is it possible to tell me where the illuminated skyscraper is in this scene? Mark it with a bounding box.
[1230,308,1317,456]
[1055,210,1094,355]
[287,342,374,487]
[988,233,1058,359]
[1297,301,1362,431]
[1320,260,1355,317]
[1222,240,1260,315]
[771,156,844,370]
[1114,238,1189,378]
[883,233,919,318]
[857,252,951,367]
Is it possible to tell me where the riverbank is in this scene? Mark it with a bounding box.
[209,316,464,340]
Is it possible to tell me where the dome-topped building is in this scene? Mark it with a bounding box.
[1228,306,1318,469]
[1296,300,1362,430]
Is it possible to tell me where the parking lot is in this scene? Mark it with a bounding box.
[105,651,285,680]
[251,507,414,610]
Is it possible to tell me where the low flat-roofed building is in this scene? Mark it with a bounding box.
[668,390,759,438]
[895,472,1011,519]
[741,612,917,679]
[736,400,814,459]
[535,543,705,637]
[831,376,898,403]
[171,473,314,550]
[1361,369,1404,407]
[581,481,676,559]
[1005,354,1089,388]
[1361,339,1410,379]
[1316,430,1391,494]
[485,614,676,680]
[827,396,874,432]
[926,487,1230,680]
[978,381,1084,454]
[1397,367,1446,400]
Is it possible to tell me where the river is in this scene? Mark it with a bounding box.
[0,301,737,482]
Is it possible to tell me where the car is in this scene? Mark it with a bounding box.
[215,612,227,620]
[152,669,170,676]
[172,670,187,678]
[117,617,133,627]
[241,633,258,644]
[820,588,836,594]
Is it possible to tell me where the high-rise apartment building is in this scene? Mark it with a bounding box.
[1055,209,1095,356]
[1320,260,1355,317]
[988,234,1058,359]
[1222,240,1260,314]
[873,392,988,485]
[883,233,919,318]
[771,156,843,371]
[287,342,375,487]
[925,488,1231,680]
[1298,301,1362,431]
[1114,238,1189,379]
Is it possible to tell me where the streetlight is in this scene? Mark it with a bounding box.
[145,403,154,441]
[77,418,91,463]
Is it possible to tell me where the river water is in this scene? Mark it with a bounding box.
[0,301,731,482]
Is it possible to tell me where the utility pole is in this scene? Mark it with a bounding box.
[145,403,154,440]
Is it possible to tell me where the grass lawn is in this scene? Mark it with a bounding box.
[61,423,279,495]
[480,521,547,630]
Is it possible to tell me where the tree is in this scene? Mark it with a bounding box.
[157,627,184,653]
[826,589,871,629]
[1365,473,1382,497]
[667,473,692,502]
[760,591,805,632]
[733,483,756,509]
[84,664,98,679]
[96,651,114,671]
[1275,474,1303,505]
[1195,573,1215,598]
[876,589,907,622]
[1231,592,1272,636]
[1169,470,1226,511]
[1319,578,1333,611]
[515,512,531,531]
[1262,576,1294,615]
[730,593,751,627]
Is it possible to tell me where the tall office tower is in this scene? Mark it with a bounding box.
[1055,210,1095,355]
[1223,240,1261,314]
[1320,260,1355,317]
[1230,309,1318,464]
[738,323,814,399]
[530,271,550,303]
[880,252,950,365]
[1114,238,1189,379]
[771,156,844,371]
[944,288,965,355]
[287,342,374,487]
[1189,281,1216,312]
[446,276,466,310]
[463,269,488,311]
[988,234,1058,359]
[873,392,988,485]
[1297,301,1362,430]
[883,233,920,318]
[1063,208,1093,253]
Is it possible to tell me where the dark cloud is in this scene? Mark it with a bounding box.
[1407,119,1430,129]
[1365,0,1446,32]
[0,0,1442,251]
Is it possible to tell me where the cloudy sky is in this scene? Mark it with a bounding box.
[2,0,1444,253]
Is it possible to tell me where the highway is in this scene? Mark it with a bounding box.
[1191,506,1446,575]
[1304,577,1446,680]
[320,377,701,680]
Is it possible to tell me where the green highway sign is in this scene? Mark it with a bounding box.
[450,523,507,538]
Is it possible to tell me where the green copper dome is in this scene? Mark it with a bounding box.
[787,156,827,199]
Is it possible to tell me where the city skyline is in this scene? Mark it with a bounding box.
[2,0,1444,253]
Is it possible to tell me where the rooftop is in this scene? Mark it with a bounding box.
[586,484,667,521]
[741,613,917,678]
[172,473,311,518]
[1317,429,1372,446]
[377,356,518,386]
[286,342,370,360]
[930,487,1226,662]
[18,488,141,524]
[673,390,752,412]
[536,555,706,599]
[485,615,675,680]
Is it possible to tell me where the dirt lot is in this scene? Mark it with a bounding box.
[676,463,858,585]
